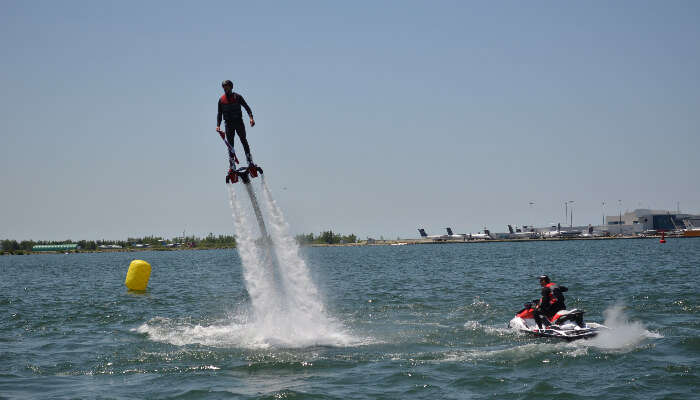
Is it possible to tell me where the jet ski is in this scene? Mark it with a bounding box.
[508,301,608,341]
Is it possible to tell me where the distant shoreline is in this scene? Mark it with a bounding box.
[3,234,693,255]
[310,235,685,246]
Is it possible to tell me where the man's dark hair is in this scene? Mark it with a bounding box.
[222,80,233,87]
[538,275,550,283]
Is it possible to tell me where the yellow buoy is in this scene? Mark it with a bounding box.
[125,259,151,291]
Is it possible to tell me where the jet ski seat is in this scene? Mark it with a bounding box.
[551,309,585,328]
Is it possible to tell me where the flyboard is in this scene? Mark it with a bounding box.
[220,132,268,238]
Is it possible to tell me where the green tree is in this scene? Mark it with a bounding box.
[320,230,337,244]
[20,240,36,251]
[1,240,19,252]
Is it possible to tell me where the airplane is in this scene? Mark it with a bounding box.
[419,227,492,241]
[446,227,493,240]
[559,230,583,238]
[417,228,450,241]
[507,225,540,239]
[445,227,468,240]
[580,225,604,238]
[542,229,562,238]
[470,229,493,240]
[542,223,582,238]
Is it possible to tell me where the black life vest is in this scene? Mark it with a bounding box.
[220,93,243,120]
[544,282,567,305]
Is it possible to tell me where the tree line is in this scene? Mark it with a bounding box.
[294,230,358,245]
[2,230,359,253]
[0,234,237,253]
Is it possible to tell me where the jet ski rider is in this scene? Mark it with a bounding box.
[533,275,568,330]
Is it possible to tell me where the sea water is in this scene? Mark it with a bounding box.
[1,238,698,399]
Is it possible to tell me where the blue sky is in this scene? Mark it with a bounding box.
[1,1,699,240]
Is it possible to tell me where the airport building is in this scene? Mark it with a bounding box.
[605,209,698,232]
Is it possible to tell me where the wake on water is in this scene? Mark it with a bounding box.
[586,304,662,350]
[138,178,353,349]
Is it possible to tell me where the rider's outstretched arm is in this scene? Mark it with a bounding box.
[239,96,255,126]
[216,99,223,130]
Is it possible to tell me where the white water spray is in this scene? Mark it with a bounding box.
[586,304,661,350]
[224,180,351,347]
[257,177,349,345]
[138,180,353,348]
[227,185,281,319]
[260,177,326,317]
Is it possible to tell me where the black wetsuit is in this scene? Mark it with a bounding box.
[534,284,567,329]
[217,92,254,162]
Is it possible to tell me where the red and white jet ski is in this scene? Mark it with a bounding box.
[508,301,608,341]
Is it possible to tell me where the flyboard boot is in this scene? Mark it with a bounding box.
[226,167,239,184]
[219,130,263,184]
[245,153,263,178]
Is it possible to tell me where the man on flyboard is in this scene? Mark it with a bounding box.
[216,80,256,168]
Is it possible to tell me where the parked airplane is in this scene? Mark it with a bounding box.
[445,227,493,240]
[559,230,583,238]
[419,228,492,241]
[445,227,468,240]
[470,229,493,240]
[580,225,609,238]
[418,228,449,241]
[507,225,540,239]
[542,223,582,238]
